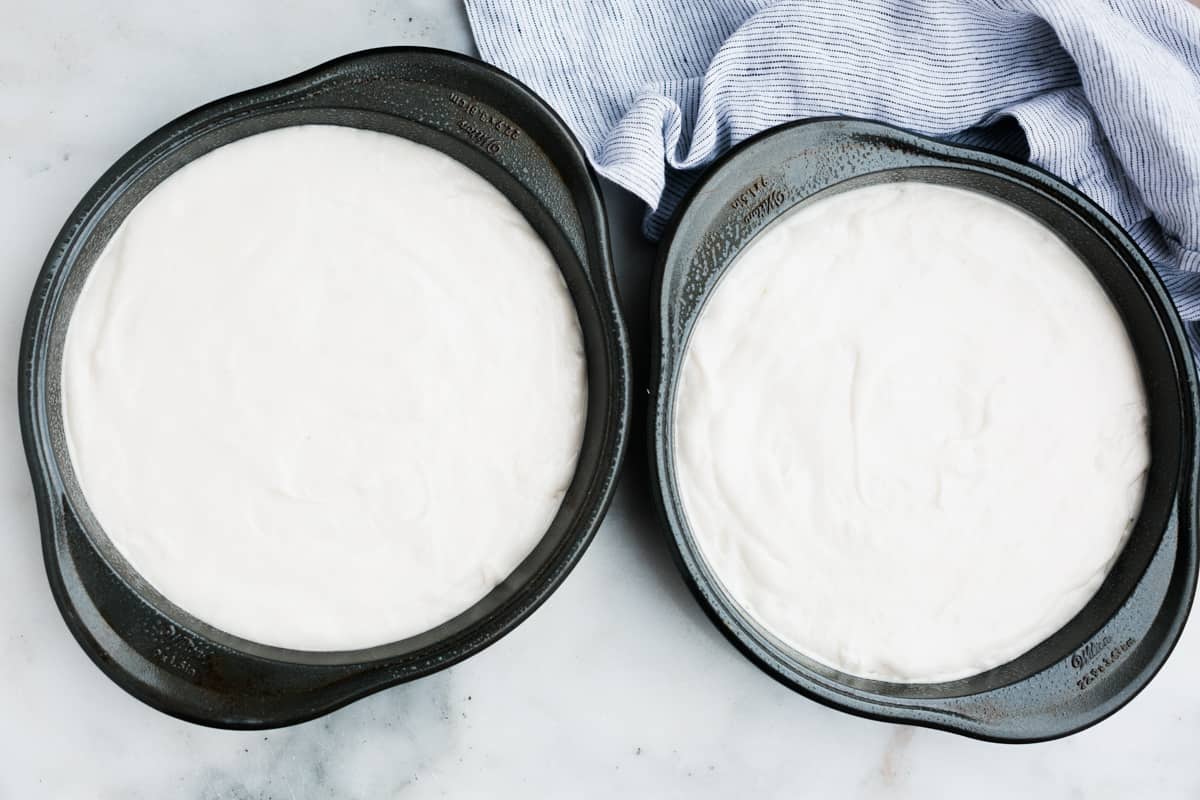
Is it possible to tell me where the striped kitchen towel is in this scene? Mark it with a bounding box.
[464,0,1200,351]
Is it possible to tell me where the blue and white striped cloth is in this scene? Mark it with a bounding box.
[465,0,1200,351]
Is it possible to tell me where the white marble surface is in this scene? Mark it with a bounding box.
[2,2,1199,797]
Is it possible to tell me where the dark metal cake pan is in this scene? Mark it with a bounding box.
[19,47,631,729]
[649,117,1199,742]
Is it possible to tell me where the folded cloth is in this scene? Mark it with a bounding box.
[465,0,1200,350]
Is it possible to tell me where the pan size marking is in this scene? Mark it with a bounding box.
[151,647,199,678]
[148,621,202,678]
[1073,636,1136,691]
[447,92,521,153]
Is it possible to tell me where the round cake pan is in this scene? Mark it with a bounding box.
[19,47,631,729]
[649,117,1199,742]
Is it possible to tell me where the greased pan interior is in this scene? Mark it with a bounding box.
[649,117,1199,742]
[19,47,631,729]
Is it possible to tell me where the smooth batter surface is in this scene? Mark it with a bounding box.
[675,182,1149,683]
[62,125,587,651]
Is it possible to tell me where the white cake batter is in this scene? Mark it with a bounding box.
[675,182,1149,683]
[62,125,587,651]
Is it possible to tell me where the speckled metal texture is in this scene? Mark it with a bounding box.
[19,47,631,729]
[649,118,1200,742]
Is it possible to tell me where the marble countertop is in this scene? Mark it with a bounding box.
[3,2,1198,797]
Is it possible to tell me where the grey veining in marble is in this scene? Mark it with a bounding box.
[2,1,1199,797]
